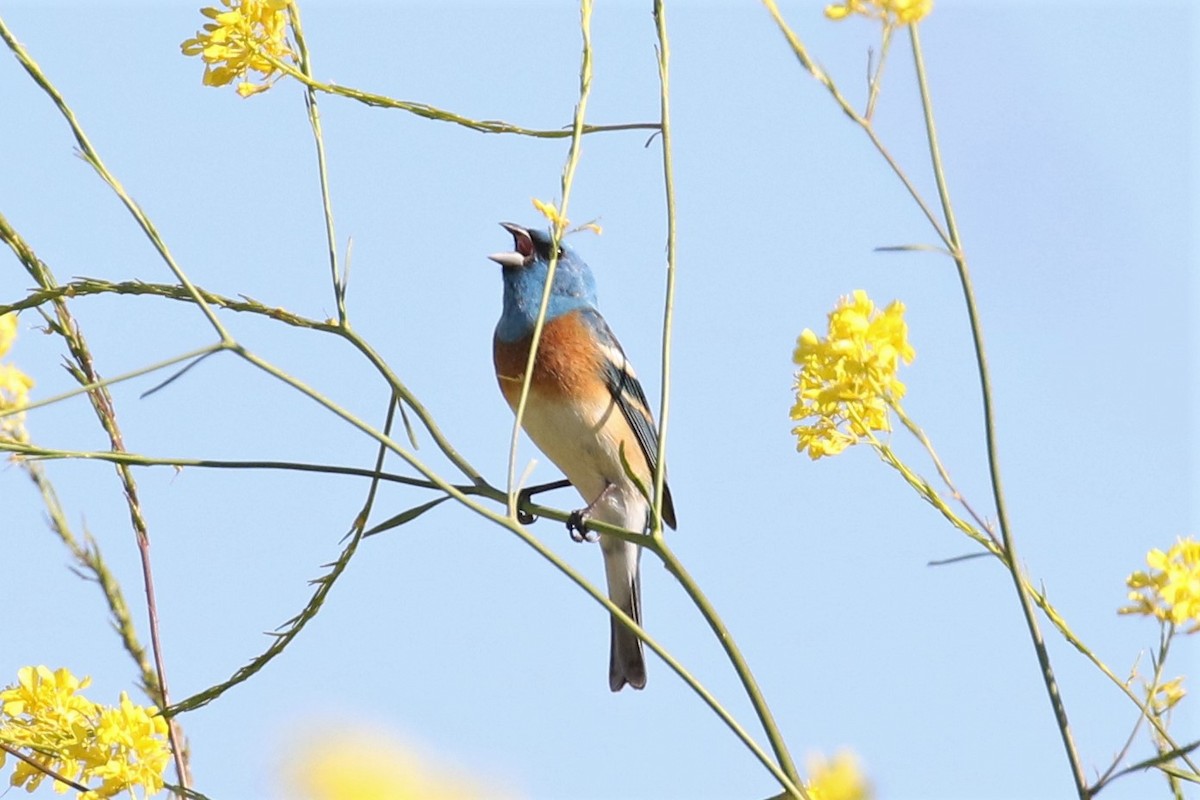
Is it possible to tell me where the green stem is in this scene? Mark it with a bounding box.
[506,0,593,514]
[0,15,230,344]
[263,54,656,140]
[207,347,800,794]
[864,23,894,121]
[661,543,806,797]
[656,1,801,793]
[760,1,951,247]
[0,340,223,423]
[650,0,676,538]
[1,276,485,484]
[909,24,1087,798]
[288,4,346,324]
[0,743,89,793]
[0,210,193,790]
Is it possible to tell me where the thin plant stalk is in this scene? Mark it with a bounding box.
[908,24,1086,797]
[506,0,593,514]
[288,4,346,325]
[653,1,802,792]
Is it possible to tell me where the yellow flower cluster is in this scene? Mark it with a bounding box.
[825,0,932,25]
[0,313,34,444]
[806,750,873,800]
[0,666,170,799]
[791,290,914,459]
[286,727,513,800]
[532,198,603,236]
[1121,537,1200,632]
[1146,676,1186,715]
[180,0,297,97]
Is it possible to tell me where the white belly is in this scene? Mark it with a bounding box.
[517,391,647,530]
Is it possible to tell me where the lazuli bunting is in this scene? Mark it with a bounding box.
[489,222,676,691]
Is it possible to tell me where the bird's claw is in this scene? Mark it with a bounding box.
[567,510,599,543]
[516,488,537,525]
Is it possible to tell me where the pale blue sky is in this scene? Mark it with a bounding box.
[1,2,1196,799]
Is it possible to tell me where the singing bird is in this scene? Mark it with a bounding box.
[489,222,676,691]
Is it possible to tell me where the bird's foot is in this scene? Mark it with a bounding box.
[516,487,537,525]
[514,479,573,525]
[568,481,618,543]
[567,510,599,543]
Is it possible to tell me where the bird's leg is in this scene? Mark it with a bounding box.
[567,482,616,544]
[516,478,573,524]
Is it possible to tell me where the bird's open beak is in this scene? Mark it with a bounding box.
[488,222,533,268]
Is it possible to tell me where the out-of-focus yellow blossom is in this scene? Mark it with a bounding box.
[0,666,170,799]
[1146,677,1186,715]
[285,726,516,800]
[0,312,16,357]
[532,198,567,229]
[806,750,873,800]
[0,313,33,445]
[1121,537,1200,632]
[180,0,297,97]
[825,0,932,25]
[531,198,602,236]
[791,290,914,459]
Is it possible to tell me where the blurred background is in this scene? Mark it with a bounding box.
[1,2,1195,798]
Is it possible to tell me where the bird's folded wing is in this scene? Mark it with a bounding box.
[581,308,677,529]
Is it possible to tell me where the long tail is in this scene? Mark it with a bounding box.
[601,534,646,691]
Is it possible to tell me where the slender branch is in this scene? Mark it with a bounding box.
[908,24,1086,798]
[0,277,484,484]
[0,743,90,793]
[649,0,676,540]
[865,424,1156,757]
[0,16,231,343]
[2,444,430,486]
[893,404,999,550]
[260,51,656,140]
[0,215,191,791]
[288,4,346,325]
[19,461,158,698]
[1093,631,1172,794]
[169,395,399,715]
[656,1,800,793]
[759,1,951,247]
[158,345,801,794]
[1092,741,1200,794]
[661,543,807,798]
[506,0,593,515]
[0,339,224,423]
[864,23,895,121]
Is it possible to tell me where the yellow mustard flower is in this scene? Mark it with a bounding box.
[532,198,567,229]
[806,750,873,800]
[531,198,602,236]
[285,727,515,800]
[0,312,16,358]
[0,314,33,445]
[791,290,914,459]
[825,0,932,25]
[1146,676,1186,716]
[181,0,297,97]
[0,666,171,798]
[1121,537,1200,631]
[0,363,34,439]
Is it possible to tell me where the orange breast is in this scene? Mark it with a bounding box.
[493,310,603,407]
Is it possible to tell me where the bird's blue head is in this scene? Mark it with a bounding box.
[489,222,598,342]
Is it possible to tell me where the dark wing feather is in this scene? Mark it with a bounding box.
[583,309,677,529]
